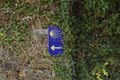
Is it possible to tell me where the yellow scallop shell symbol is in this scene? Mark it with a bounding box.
[50,31,55,37]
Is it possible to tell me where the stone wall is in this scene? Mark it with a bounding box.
[0,24,57,80]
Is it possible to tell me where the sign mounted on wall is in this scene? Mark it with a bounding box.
[48,26,64,55]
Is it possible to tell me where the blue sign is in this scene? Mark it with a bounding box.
[48,41,63,55]
[48,26,63,41]
[48,26,64,55]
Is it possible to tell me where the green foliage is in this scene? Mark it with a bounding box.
[0,2,31,50]
[69,0,120,80]
[43,0,120,80]
[0,0,119,80]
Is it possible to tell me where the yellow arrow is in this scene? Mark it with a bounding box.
[51,45,62,51]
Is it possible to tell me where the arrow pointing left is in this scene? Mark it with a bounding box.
[51,45,62,51]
